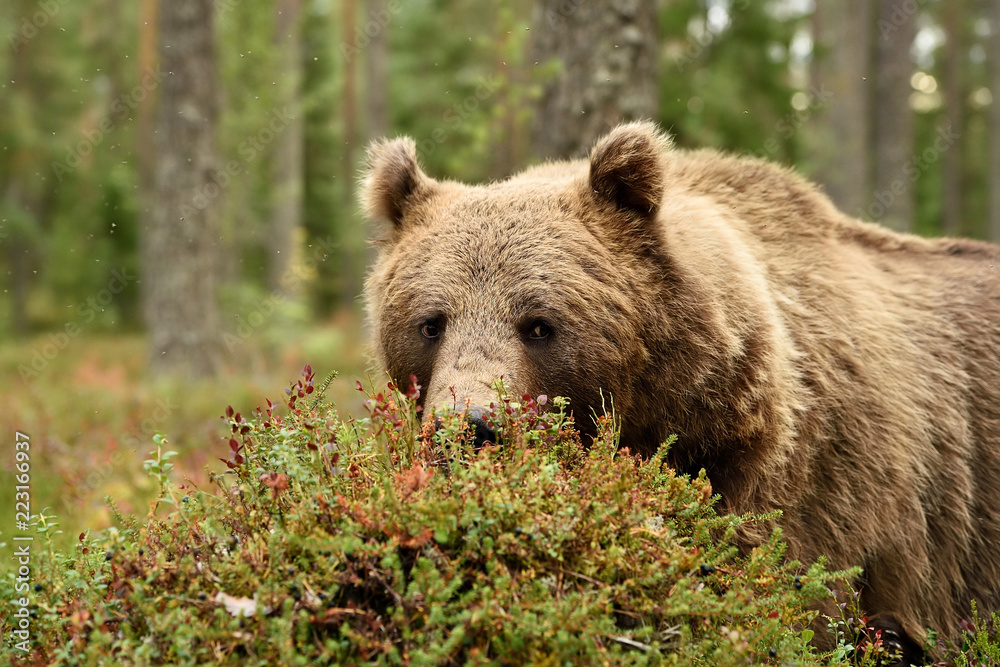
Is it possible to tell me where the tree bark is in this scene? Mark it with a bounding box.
[5,21,37,336]
[872,0,916,232]
[991,0,1000,242]
[941,0,964,236]
[270,0,304,296]
[812,0,873,217]
[530,0,659,160]
[141,0,223,378]
[365,0,390,140]
[137,0,159,203]
[340,0,361,307]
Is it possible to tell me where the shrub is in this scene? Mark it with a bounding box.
[7,366,990,665]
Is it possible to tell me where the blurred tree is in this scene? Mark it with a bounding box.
[942,0,965,236]
[530,0,659,159]
[872,0,917,232]
[340,0,361,306]
[812,0,873,216]
[3,29,42,335]
[992,0,1000,242]
[270,0,304,297]
[366,0,390,140]
[141,0,223,377]
[658,1,804,164]
[137,0,158,202]
[301,1,344,313]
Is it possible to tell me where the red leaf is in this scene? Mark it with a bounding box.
[397,462,433,496]
[259,472,291,498]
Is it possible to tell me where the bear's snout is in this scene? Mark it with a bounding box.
[466,407,498,449]
[429,406,498,450]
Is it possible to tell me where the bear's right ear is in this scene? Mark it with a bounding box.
[362,137,435,229]
[589,121,670,219]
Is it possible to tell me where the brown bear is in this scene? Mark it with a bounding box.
[361,121,1000,656]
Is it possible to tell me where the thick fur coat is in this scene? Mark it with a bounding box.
[362,121,1000,649]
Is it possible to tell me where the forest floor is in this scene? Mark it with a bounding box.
[0,310,371,555]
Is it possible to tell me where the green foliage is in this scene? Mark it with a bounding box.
[952,603,1000,667]
[4,0,999,334]
[2,367,860,665]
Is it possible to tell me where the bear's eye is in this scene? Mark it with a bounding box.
[526,320,552,341]
[420,319,442,340]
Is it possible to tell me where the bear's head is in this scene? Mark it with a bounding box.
[363,122,690,449]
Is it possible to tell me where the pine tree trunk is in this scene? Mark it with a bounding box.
[340,0,361,307]
[530,0,658,159]
[5,27,36,336]
[270,0,304,296]
[812,0,873,217]
[872,0,916,232]
[365,0,389,140]
[137,0,158,205]
[941,0,964,236]
[991,0,1000,242]
[141,0,223,378]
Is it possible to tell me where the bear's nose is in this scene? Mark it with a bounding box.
[467,407,498,449]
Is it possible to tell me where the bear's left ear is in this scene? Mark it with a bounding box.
[589,121,671,218]
[362,137,437,230]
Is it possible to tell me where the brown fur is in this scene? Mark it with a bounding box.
[362,121,1000,648]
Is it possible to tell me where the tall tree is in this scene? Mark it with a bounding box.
[530,0,658,159]
[270,0,304,296]
[812,0,874,217]
[941,0,964,236]
[4,37,40,336]
[137,0,159,204]
[872,0,917,232]
[141,0,223,377]
[991,0,1000,242]
[339,0,361,306]
[365,0,389,141]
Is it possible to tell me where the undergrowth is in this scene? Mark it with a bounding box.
[2,367,997,665]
